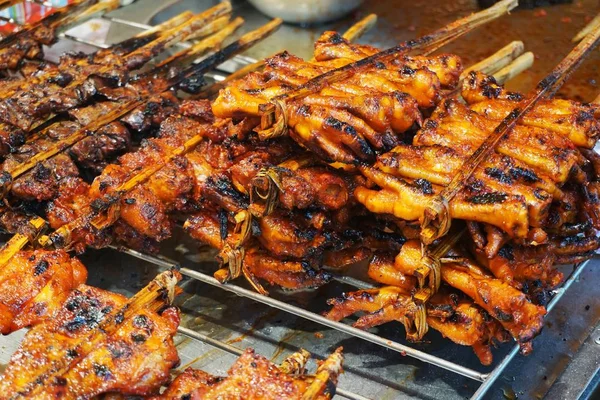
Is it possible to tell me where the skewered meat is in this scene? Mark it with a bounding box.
[0,249,87,334]
[154,347,344,400]
[0,3,231,135]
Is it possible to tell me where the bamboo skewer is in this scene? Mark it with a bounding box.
[492,51,534,84]
[342,14,378,41]
[420,13,600,246]
[197,13,379,99]
[48,0,120,31]
[14,270,181,398]
[255,0,518,140]
[133,10,195,38]
[573,13,600,43]
[38,20,282,249]
[460,40,524,80]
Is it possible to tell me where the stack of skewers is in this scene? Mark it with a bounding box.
[1,0,600,396]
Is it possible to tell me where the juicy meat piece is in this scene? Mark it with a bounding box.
[5,154,80,201]
[155,348,344,400]
[0,285,180,398]
[69,122,132,172]
[0,250,87,335]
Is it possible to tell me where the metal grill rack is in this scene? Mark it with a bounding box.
[0,1,597,399]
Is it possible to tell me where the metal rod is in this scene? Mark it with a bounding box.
[177,326,371,400]
[469,259,590,400]
[113,246,488,381]
[57,32,111,48]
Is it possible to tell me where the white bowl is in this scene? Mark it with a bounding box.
[247,0,364,24]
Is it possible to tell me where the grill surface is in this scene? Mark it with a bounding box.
[0,1,599,399]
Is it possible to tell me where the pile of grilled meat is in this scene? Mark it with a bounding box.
[1,0,599,397]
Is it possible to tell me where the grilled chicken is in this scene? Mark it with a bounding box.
[0,249,87,334]
[0,272,181,399]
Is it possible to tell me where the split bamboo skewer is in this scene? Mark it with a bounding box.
[460,40,524,80]
[39,19,283,249]
[13,269,181,398]
[197,13,378,99]
[573,13,600,42]
[255,0,518,140]
[132,10,195,38]
[493,51,534,84]
[342,14,377,41]
[420,12,600,245]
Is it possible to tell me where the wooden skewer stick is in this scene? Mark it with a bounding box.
[17,270,181,398]
[48,0,120,31]
[256,0,517,139]
[493,51,534,84]
[460,40,524,80]
[40,20,282,248]
[133,10,195,38]
[420,13,600,246]
[342,13,378,41]
[573,13,600,43]
[197,13,379,99]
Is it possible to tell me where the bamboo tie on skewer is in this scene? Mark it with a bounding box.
[420,11,600,246]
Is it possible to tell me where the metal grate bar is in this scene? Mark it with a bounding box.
[114,245,489,382]
[176,326,371,400]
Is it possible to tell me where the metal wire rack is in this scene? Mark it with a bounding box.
[0,1,593,398]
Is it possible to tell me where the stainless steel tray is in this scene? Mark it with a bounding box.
[1,1,600,399]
